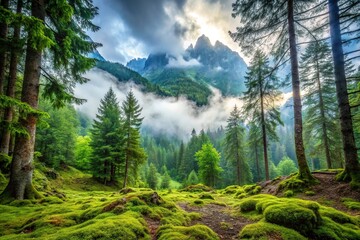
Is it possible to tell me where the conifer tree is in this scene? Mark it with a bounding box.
[147,163,158,189]
[195,142,222,187]
[122,90,146,188]
[224,105,252,185]
[90,88,123,184]
[230,0,314,181]
[242,50,283,180]
[1,0,99,200]
[300,41,343,169]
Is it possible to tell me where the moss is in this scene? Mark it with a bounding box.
[239,199,258,212]
[342,198,360,210]
[221,185,242,194]
[305,190,316,196]
[199,193,214,200]
[220,221,232,230]
[54,212,150,240]
[194,199,204,205]
[180,184,212,193]
[157,224,219,240]
[279,174,317,192]
[264,203,319,235]
[243,184,261,195]
[284,190,294,197]
[39,196,64,204]
[239,221,307,240]
[320,206,357,224]
[9,200,34,207]
[312,217,360,240]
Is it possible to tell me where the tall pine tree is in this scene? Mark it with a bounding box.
[230,0,314,181]
[300,41,343,169]
[242,50,283,180]
[122,90,146,188]
[90,88,123,184]
[224,105,252,185]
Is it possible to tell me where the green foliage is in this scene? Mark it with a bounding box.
[224,105,252,185]
[36,100,79,168]
[239,199,258,212]
[147,163,158,189]
[242,50,283,181]
[160,171,171,189]
[122,90,147,187]
[277,157,298,176]
[74,136,92,171]
[90,88,123,184]
[195,143,223,187]
[300,41,343,169]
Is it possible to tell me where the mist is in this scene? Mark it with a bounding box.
[74,68,243,140]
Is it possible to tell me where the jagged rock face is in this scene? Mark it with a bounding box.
[126,35,248,96]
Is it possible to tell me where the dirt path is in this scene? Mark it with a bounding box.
[179,203,253,240]
[145,217,160,240]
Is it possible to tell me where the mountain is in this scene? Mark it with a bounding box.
[126,58,146,73]
[95,61,170,97]
[127,35,248,100]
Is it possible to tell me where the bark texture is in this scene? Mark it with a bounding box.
[328,0,360,186]
[287,0,313,180]
[0,0,44,200]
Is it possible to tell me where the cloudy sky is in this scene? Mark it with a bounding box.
[89,0,242,64]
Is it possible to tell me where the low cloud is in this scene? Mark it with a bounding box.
[167,57,202,68]
[74,68,243,140]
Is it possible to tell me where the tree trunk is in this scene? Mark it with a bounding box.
[255,144,260,182]
[328,0,360,186]
[123,132,130,188]
[235,134,241,185]
[0,0,9,95]
[0,0,44,201]
[314,50,332,169]
[287,0,313,180]
[0,0,23,155]
[260,77,269,180]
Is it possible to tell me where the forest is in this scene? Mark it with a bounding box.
[0,0,360,239]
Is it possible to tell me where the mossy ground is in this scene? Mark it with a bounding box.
[0,167,359,239]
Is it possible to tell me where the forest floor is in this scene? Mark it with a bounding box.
[0,167,360,239]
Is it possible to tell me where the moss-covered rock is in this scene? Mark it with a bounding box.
[264,203,319,235]
[181,184,213,193]
[199,193,214,200]
[157,224,219,240]
[239,199,258,212]
[239,221,307,240]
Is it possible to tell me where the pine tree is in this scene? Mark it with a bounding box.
[300,41,343,169]
[147,163,158,189]
[242,50,283,180]
[1,0,99,200]
[36,100,79,168]
[122,90,146,188]
[230,0,314,181]
[224,105,252,185]
[247,123,263,182]
[195,142,223,187]
[90,88,123,184]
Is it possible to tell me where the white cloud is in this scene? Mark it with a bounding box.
[167,57,202,68]
[74,68,243,140]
